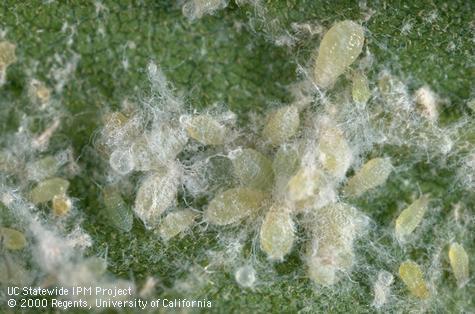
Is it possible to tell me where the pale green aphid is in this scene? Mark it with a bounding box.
[205,188,266,225]
[272,144,300,197]
[343,157,392,197]
[134,166,180,228]
[395,195,429,240]
[314,20,365,88]
[372,270,394,309]
[158,209,197,241]
[449,243,469,288]
[306,203,362,285]
[0,227,27,250]
[30,177,70,204]
[186,115,226,145]
[262,105,300,146]
[399,260,430,299]
[259,204,295,260]
[103,185,133,232]
[352,71,371,104]
[318,121,352,180]
[232,148,274,191]
[287,167,327,210]
[0,41,16,67]
[26,155,58,181]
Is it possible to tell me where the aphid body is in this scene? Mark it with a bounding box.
[262,105,300,146]
[395,195,429,240]
[159,209,197,241]
[449,242,469,288]
[259,204,295,260]
[398,260,430,299]
[343,157,392,197]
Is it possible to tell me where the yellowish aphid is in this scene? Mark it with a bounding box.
[287,167,331,210]
[205,188,266,225]
[26,155,58,181]
[343,157,392,197]
[52,194,72,217]
[134,165,181,228]
[30,177,70,204]
[28,79,51,105]
[314,20,365,88]
[103,185,133,232]
[159,209,197,241]
[398,260,430,299]
[0,227,27,250]
[372,270,394,308]
[186,115,226,145]
[259,204,295,261]
[448,243,469,288]
[272,144,300,197]
[352,71,371,104]
[262,105,300,146]
[318,119,353,180]
[395,195,429,240]
[0,41,16,85]
[306,203,363,285]
[232,148,274,191]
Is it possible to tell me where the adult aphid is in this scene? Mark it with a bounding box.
[262,105,300,146]
[158,209,197,241]
[0,227,27,250]
[231,148,274,191]
[449,243,469,288]
[395,195,429,241]
[259,204,295,261]
[343,158,392,198]
[398,260,430,299]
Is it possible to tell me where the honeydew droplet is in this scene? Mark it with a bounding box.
[52,194,72,217]
[205,188,266,225]
[186,115,226,145]
[232,148,274,191]
[0,227,27,250]
[262,105,300,146]
[259,204,295,261]
[109,148,135,175]
[103,185,133,232]
[449,243,469,288]
[159,209,197,241]
[134,165,181,229]
[314,20,365,89]
[395,195,429,240]
[352,71,371,104]
[30,177,70,204]
[343,157,392,197]
[398,260,430,299]
[235,265,256,288]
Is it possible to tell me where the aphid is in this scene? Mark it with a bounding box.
[372,270,394,308]
[158,209,197,241]
[287,167,333,210]
[134,165,181,228]
[352,71,371,104]
[205,188,266,225]
[398,260,430,299]
[52,194,72,217]
[272,144,300,197]
[232,148,274,191]
[414,86,439,122]
[0,40,16,86]
[343,157,392,197]
[262,105,300,146]
[26,155,59,182]
[259,204,295,260]
[395,195,429,240]
[234,265,256,288]
[306,203,364,285]
[318,119,353,180]
[185,115,226,145]
[448,242,469,288]
[109,148,135,175]
[28,79,51,106]
[30,177,70,204]
[0,227,27,250]
[182,0,229,21]
[103,185,133,232]
[314,20,365,89]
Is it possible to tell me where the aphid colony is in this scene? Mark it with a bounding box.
[97,19,470,305]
